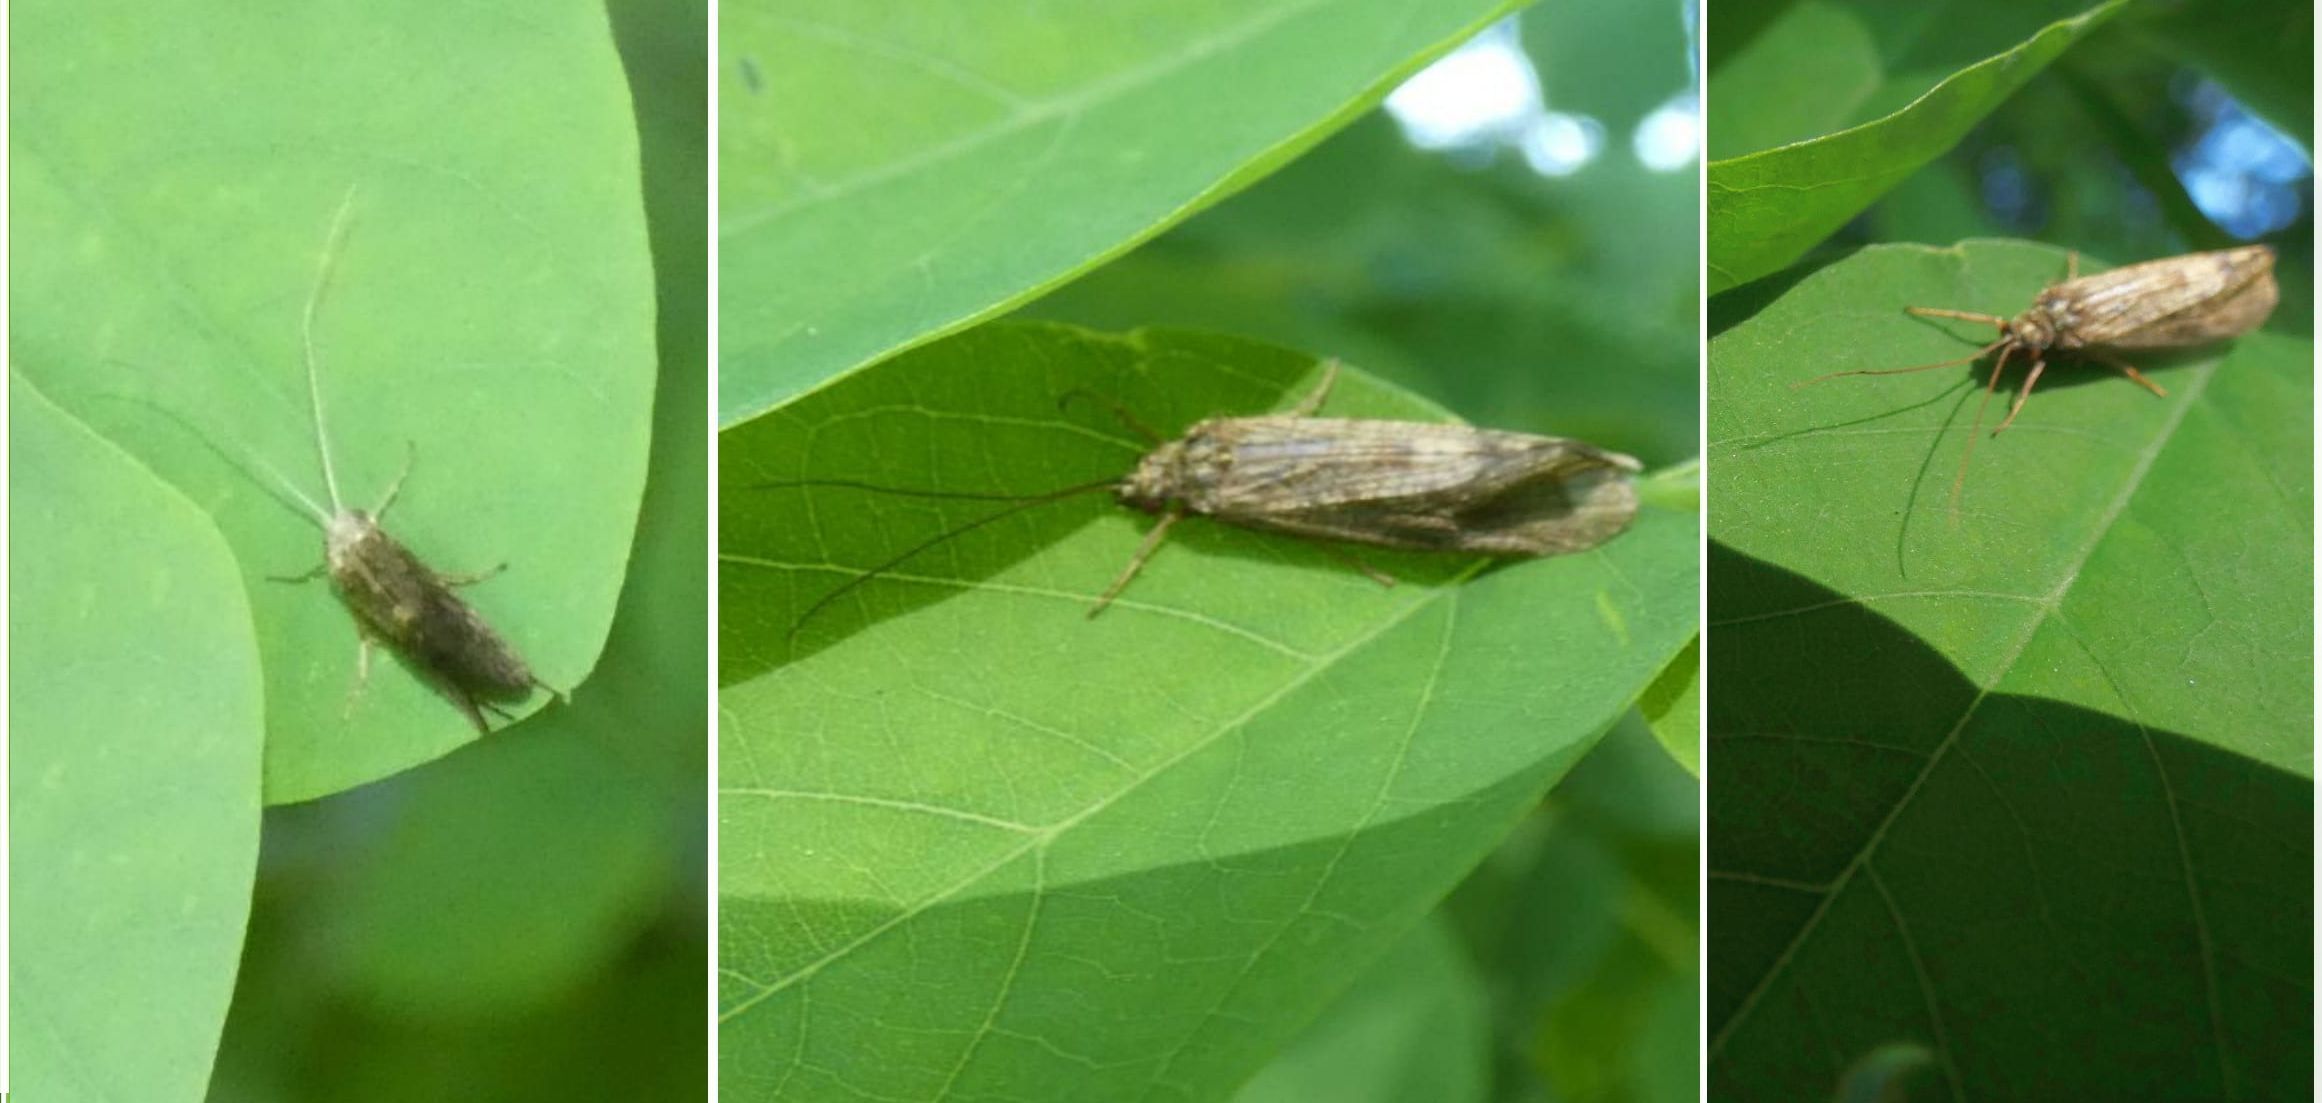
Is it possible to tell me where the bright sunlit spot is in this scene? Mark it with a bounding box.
[1635,93,1702,172]
[2172,79,2310,238]
[1383,16,1699,177]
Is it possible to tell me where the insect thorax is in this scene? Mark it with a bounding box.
[1116,426,1233,513]
[2012,299,2069,350]
[326,510,383,572]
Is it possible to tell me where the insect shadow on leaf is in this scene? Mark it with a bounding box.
[1795,245,2278,519]
[108,187,563,734]
[757,360,1644,640]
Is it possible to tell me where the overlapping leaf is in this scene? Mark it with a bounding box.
[717,0,1526,423]
[10,0,659,801]
[1707,1,2125,293]
[717,324,1695,1101]
[1707,241,2312,1098]
[10,375,265,1102]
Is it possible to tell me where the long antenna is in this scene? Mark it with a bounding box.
[304,186,361,512]
[92,391,332,530]
[783,478,1117,639]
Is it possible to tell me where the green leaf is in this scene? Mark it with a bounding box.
[1707,1,2127,294]
[717,0,1526,425]
[9,0,660,802]
[1639,638,1701,776]
[1232,916,1490,1103]
[1018,0,1702,467]
[1707,241,2312,1098]
[10,373,265,1101]
[717,323,1696,1101]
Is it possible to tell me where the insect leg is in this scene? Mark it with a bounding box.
[1992,357,2048,435]
[343,635,375,719]
[375,441,415,519]
[1287,359,1341,417]
[529,675,568,703]
[1796,338,2007,388]
[1058,390,1162,444]
[270,564,330,584]
[1315,542,1396,588]
[2091,352,2168,397]
[2066,251,2079,281]
[447,687,492,734]
[1905,306,2010,327]
[440,563,509,588]
[1088,507,1183,618]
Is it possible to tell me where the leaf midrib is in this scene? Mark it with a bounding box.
[1709,355,2228,1082]
[716,556,1489,1026]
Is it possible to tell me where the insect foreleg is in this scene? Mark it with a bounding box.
[375,441,415,518]
[1089,507,1183,618]
[1905,306,2010,328]
[1058,390,1163,445]
[1948,344,2018,521]
[271,564,330,584]
[1287,359,1342,417]
[1993,357,2048,436]
[1796,337,2007,388]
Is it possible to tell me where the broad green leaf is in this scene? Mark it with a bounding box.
[10,374,265,1102]
[1707,1,2125,294]
[717,323,1696,1101]
[1233,916,1490,1103]
[10,0,659,802]
[1707,241,2311,1098]
[717,0,1525,424]
[1639,639,1701,776]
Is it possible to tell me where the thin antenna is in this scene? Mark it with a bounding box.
[784,478,1117,639]
[304,185,361,512]
[92,392,332,529]
[1793,338,2009,389]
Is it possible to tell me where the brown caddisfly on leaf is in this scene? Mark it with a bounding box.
[767,361,1642,636]
[135,188,559,733]
[1801,245,2278,514]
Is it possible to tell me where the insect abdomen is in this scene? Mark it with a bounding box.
[330,523,535,695]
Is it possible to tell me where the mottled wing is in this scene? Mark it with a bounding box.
[337,530,534,694]
[1197,418,1641,555]
[2061,246,2277,349]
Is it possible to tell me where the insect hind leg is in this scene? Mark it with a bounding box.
[1993,357,2047,436]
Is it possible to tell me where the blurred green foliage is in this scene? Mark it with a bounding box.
[203,1,708,1098]
[1026,4,1700,1100]
[1738,1,2313,326]
[1023,1,1697,468]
